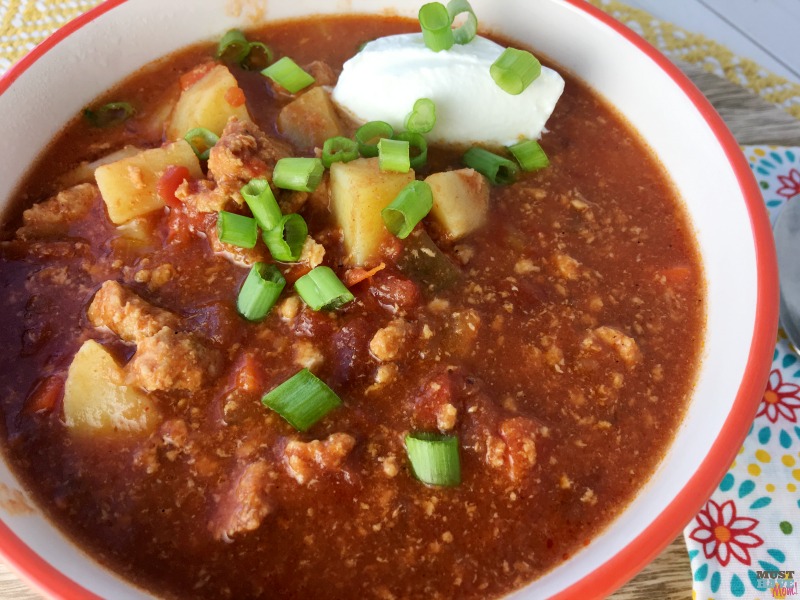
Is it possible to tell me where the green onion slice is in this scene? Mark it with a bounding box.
[404,98,436,134]
[216,29,250,64]
[184,127,220,160]
[393,131,428,169]
[355,121,394,158]
[463,146,518,185]
[273,157,324,192]
[262,368,342,432]
[243,42,273,71]
[490,47,542,95]
[419,2,455,52]
[382,180,433,239]
[240,178,282,231]
[378,138,411,173]
[261,56,315,94]
[237,262,286,321]
[446,0,478,44]
[217,211,258,248]
[263,213,308,262]
[322,136,359,169]
[508,139,550,171]
[405,432,461,487]
[83,102,135,128]
[295,266,354,311]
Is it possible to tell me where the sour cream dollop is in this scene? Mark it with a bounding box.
[332,33,565,147]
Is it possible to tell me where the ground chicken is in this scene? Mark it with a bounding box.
[299,237,325,270]
[294,340,324,371]
[369,318,413,362]
[284,433,356,485]
[552,253,581,280]
[591,326,642,366]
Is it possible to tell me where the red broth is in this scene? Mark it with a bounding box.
[0,15,703,599]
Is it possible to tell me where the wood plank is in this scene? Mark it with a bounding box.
[609,537,691,600]
[622,0,799,81]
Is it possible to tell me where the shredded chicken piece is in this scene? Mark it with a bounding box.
[210,461,273,541]
[207,117,290,204]
[87,280,179,342]
[16,183,97,240]
[125,326,222,392]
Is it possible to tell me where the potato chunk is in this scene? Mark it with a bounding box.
[95,140,202,224]
[330,158,415,266]
[277,87,343,151]
[59,146,143,188]
[63,340,159,436]
[166,64,251,141]
[425,168,489,239]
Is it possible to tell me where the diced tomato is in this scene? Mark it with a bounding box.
[659,265,693,288]
[166,207,192,245]
[224,86,246,108]
[235,353,266,394]
[179,62,214,91]
[283,263,312,285]
[343,262,386,287]
[25,376,63,415]
[157,165,191,208]
[369,272,420,311]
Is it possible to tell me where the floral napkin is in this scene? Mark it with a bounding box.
[685,146,800,599]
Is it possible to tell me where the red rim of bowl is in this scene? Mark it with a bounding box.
[0,1,779,599]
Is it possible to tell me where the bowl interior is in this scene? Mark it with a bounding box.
[0,1,772,598]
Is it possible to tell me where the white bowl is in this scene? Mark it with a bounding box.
[0,0,779,598]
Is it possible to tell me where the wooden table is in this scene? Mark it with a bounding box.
[1,56,800,600]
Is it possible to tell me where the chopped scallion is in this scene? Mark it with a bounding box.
[261,56,315,93]
[393,131,428,169]
[446,0,478,44]
[184,127,220,160]
[378,138,411,173]
[419,2,455,52]
[262,368,342,432]
[240,178,282,231]
[508,139,550,171]
[243,42,273,71]
[463,146,518,185]
[272,157,324,192]
[322,136,359,168]
[237,262,286,321]
[404,98,437,134]
[405,432,461,487]
[216,29,273,70]
[355,121,394,158]
[217,211,258,248]
[216,29,250,64]
[490,47,541,95]
[295,266,354,311]
[263,213,308,262]
[83,102,135,128]
[382,180,433,239]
